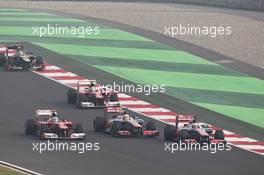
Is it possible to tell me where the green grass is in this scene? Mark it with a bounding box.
[194,103,264,127]
[0,165,26,175]
[34,42,213,64]
[0,17,83,22]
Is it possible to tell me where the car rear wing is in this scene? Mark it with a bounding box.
[35,109,57,117]
[175,115,196,128]
[7,44,23,51]
[0,45,7,54]
[177,115,195,122]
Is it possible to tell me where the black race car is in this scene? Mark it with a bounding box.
[0,44,45,71]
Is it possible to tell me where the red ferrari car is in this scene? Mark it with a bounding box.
[25,109,86,140]
[67,80,119,108]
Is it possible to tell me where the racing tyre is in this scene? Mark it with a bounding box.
[22,65,31,70]
[6,58,14,71]
[25,119,35,135]
[87,93,96,103]
[164,125,176,141]
[67,88,77,103]
[94,117,106,132]
[97,98,105,106]
[35,56,45,70]
[77,94,87,108]
[145,121,156,131]
[0,54,6,66]
[6,63,12,71]
[74,123,84,133]
[111,121,122,137]
[39,124,49,140]
[179,129,189,140]
[35,56,44,65]
[110,93,118,102]
[214,130,225,140]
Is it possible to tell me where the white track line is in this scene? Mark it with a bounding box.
[128,107,171,112]
[119,100,150,105]
[225,137,257,142]
[40,72,77,77]
[44,65,61,70]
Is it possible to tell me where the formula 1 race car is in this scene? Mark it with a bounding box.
[164,115,226,144]
[24,110,86,140]
[0,44,45,71]
[0,45,7,66]
[67,80,119,108]
[94,105,159,137]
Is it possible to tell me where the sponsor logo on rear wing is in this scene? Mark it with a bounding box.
[36,109,56,116]
[106,106,122,113]
[177,115,195,122]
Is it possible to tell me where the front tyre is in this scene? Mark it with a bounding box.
[164,125,176,141]
[94,117,106,132]
[25,119,35,135]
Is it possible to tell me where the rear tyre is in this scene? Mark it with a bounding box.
[94,117,106,132]
[74,123,84,133]
[145,121,156,131]
[111,121,122,137]
[25,119,35,135]
[22,64,32,70]
[0,54,6,66]
[35,56,44,65]
[97,98,105,106]
[67,89,77,103]
[39,124,49,140]
[179,129,189,140]
[110,93,119,102]
[214,130,225,140]
[77,94,87,108]
[6,58,13,71]
[87,93,96,104]
[35,56,45,70]
[6,64,11,71]
[164,125,176,141]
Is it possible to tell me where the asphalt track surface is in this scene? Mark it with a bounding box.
[0,43,263,175]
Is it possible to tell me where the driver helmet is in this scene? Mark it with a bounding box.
[91,81,96,86]
[17,50,24,56]
[51,116,59,122]
[51,111,57,118]
[123,114,130,121]
[90,86,96,92]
